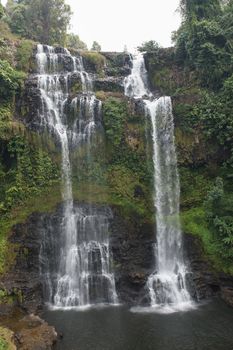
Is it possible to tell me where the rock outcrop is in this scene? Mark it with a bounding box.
[184,234,233,303]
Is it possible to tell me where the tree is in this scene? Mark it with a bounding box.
[180,0,221,21]
[174,0,232,88]
[204,178,233,260]
[137,40,159,53]
[5,2,28,37]
[0,3,4,19]
[91,41,101,52]
[219,0,233,47]
[5,0,72,46]
[66,33,87,50]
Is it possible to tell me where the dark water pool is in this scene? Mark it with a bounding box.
[44,299,233,350]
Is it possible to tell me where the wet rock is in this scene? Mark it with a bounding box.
[183,234,233,304]
[15,314,57,350]
[105,66,131,77]
[110,209,155,305]
[102,52,132,76]
[221,287,233,307]
[103,52,131,77]
[94,77,124,93]
[183,234,220,299]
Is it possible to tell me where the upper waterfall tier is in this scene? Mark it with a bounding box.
[35,44,102,145]
[124,53,150,99]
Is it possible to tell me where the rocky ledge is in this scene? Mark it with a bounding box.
[0,311,57,350]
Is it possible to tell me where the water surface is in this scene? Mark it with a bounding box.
[44,299,233,350]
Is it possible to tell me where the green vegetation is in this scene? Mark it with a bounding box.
[174,0,233,89]
[0,60,25,99]
[204,178,233,260]
[4,0,71,46]
[66,33,87,51]
[180,167,212,208]
[16,39,34,71]
[0,182,62,274]
[179,0,221,21]
[81,51,106,74]
[175,0,233,272]
[0,337,8,350]
[0,135,59,214]
[102,97,154,220]
[141,0,233,273]
[103,98,127,147]
[138,40,159,53]
[0,327,16,350]
[0,22,62,275]
[0,3,4,20]
[0,130,60,274]
[91,41,101,52]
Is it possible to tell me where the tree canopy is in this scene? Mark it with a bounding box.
[66,34,87,51]
[174,0,233,89]
[91,41,101,52]
[137,40,160,53]
[180,0,221,21]
[5,0,72,46]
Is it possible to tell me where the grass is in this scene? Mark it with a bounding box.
[81,51,106,75]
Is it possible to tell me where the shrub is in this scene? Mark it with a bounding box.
[0,60,25,100]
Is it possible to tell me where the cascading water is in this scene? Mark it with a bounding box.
[36,44,117,308]
[124,53,193,312]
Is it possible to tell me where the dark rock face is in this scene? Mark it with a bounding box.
[18,77,41,129]
[1,213,47,313]
[94,76,124,93]
[0,203,155,310]
[1,206,233,312]
[184,234,233,304]
[110,209,155,305]
[221,287,233,307]
[102,52,132,77]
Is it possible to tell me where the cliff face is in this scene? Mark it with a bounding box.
[0,44,232,318]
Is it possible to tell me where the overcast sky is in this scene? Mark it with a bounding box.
[2,0,182,51]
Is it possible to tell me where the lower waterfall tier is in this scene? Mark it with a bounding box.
[40,204,118,308]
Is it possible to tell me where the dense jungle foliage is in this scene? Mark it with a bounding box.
[142,0,233,272]
[175,0,233,271]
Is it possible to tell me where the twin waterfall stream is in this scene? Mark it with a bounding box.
[36,45,118,308]
[124,53,192,312]
[36,45,192,312]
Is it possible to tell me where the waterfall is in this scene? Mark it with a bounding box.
[124,53,193,312]
[36,44,117,308]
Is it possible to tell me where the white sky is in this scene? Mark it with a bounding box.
[67,0,181,51]
[2,0,182,51]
